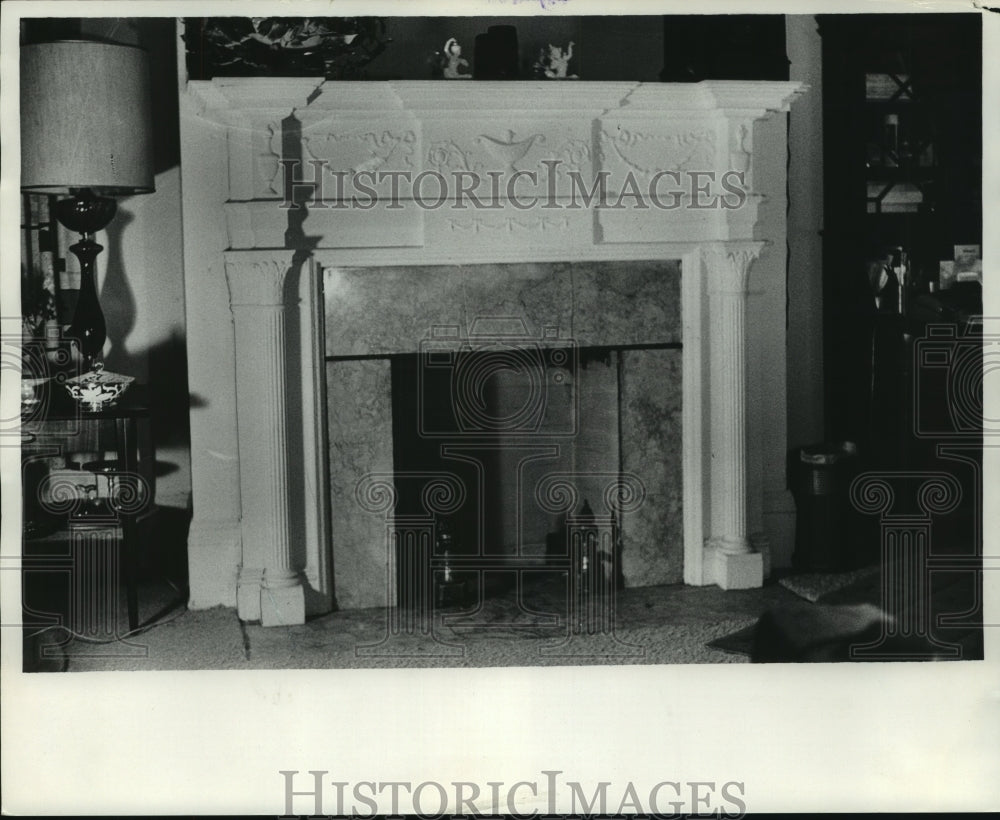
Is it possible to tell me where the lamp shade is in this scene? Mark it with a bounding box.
[21,40,154,195]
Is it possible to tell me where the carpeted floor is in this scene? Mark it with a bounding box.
[25,570,807,672]
[21,508,983,671]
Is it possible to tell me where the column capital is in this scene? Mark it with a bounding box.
[850,471,964,520]
[702,241,766,294]
[224,251,299,307]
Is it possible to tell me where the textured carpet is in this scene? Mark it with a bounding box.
[36,577,804,671]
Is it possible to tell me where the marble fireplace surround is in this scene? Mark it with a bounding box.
[325,260,685,611]
[180,80,806,625]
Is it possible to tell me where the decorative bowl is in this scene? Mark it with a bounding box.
[64,367,134,412]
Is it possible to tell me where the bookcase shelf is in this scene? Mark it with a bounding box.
[819,12,982,458]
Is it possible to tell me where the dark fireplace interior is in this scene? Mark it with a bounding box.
[390,338,626,612]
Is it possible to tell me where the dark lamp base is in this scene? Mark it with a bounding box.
[54,189,115,370]
[54,189,117,236]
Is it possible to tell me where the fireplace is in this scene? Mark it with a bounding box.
[326,261,683,610]
[179,79,806,624]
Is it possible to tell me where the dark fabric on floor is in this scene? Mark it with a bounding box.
[710,563,983,662]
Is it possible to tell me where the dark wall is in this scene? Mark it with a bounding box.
[367,16,664,81]
[661,15,789,81]
[180,15,795,83]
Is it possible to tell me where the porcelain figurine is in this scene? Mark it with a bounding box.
[534,41,577,79]
[442,37,471,79]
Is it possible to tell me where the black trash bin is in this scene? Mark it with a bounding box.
[791,442,859,572]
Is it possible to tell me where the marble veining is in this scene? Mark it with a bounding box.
[324,260,681,357]
[326,359,395,609]
[619,348,684,587]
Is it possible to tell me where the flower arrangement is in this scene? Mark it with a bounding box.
[21,274,56,340]
[184,17,390,79]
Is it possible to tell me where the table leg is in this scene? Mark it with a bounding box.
[116,417,139,633]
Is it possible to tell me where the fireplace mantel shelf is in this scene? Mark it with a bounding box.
[179,78,807,622]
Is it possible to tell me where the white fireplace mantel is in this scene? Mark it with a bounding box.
[179,79,806,623]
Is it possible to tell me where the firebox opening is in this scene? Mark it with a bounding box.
[324,259,685,613]
[390,345,625,612]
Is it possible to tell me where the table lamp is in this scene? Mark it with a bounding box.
[20,40,155,371]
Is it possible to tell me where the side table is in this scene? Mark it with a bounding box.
[23,384,151,634]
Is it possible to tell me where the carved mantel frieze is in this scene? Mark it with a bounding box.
[188,79,807,251]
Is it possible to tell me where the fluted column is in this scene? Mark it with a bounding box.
[704,242,765,589]
[226,254,305,625]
